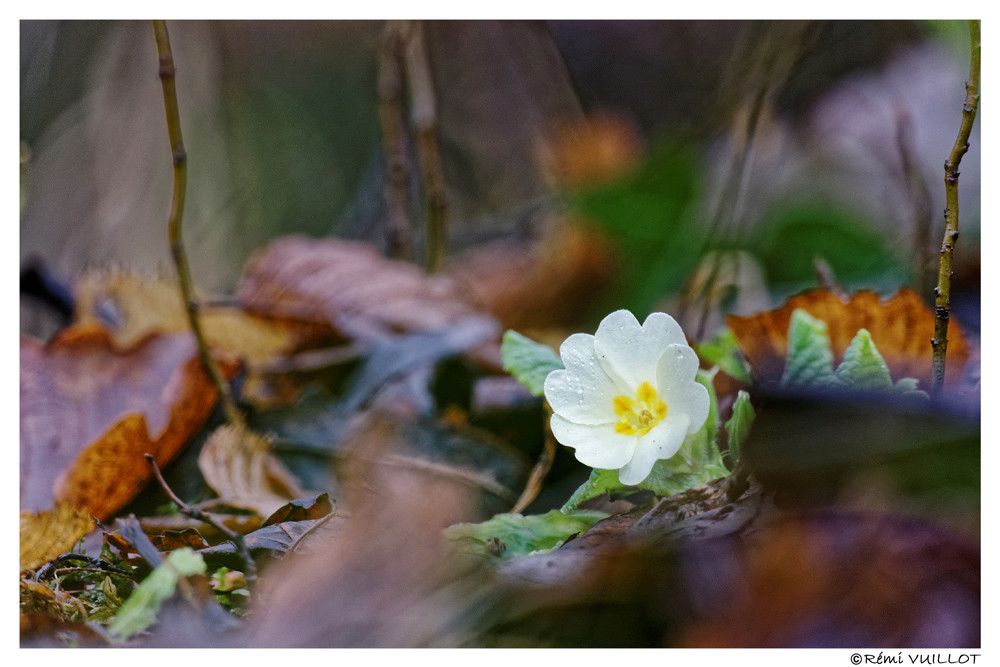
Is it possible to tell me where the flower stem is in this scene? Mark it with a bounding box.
[931,20,980,395]
[151,20,243,427]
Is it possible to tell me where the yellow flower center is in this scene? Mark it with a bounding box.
[613,382,667,436]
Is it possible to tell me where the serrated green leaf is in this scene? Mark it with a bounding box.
[781,309,837,388]
[695,328,752,384]
[501,330,564,397]
[107,548,206,641]
[834,328,894,391]
[445,509,608,560]
[561,369,726,509]
[725,390,755,467]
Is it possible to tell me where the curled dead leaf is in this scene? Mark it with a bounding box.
[198,424,305,518]
[726,288,969,387]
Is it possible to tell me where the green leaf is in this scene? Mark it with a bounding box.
[725,390,755,467]
[568,141,705,314]
[501,330,564,396]
[561,468,627,511]
[834,328,894,391]
[107,548,206,641]
[749,201,907,291]
[561,369,727,509]
[781,309,837,388]
[445,509,608,561]
[695,328,751,384]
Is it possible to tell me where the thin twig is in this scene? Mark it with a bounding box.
[403,21,449,274]
[931,20,980,395]
[510,405,558,514]
[378,21,415,261]
[151,20,243,427]
[144,454,257,581]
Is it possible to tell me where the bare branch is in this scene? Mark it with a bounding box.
[931,20,980,395]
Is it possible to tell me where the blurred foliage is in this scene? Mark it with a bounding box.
[748,200,909,294]
[568,142,705,315]
[222,61,380,241]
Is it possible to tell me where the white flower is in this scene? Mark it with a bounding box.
[543,309,710,485]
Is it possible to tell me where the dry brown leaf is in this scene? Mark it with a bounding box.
[542,111,642,188]
[74,271,343,359]
[20,325,236,523]
[20,503,96,572]
[445,222,616,331]
[198,424,305,518]
[236,236,485,340]
[726,288,969,386]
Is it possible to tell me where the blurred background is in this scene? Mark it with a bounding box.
[19,20,982,648]
[20,20,980,337]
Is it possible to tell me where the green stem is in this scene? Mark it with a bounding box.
[931,19,980,395]
[151,20,243,427]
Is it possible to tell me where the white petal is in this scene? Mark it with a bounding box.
[550,414,637,470]
[617,414,690,485]
[657,345,710,435]
[594,310,686,391]
[543,333,621,424]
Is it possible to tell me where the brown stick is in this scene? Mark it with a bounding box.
[151,20,243,427]
[378,21,414,261]
[931,20,980,395]
[145,454,257,581]
[510,405,559,514]
[403,21,449,274]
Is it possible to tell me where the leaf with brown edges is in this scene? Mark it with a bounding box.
[726,288,969,387]
[20,325,237,523]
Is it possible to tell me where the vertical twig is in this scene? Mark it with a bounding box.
[931,20,980,395]
[378,21,414,261]
[151,20,243,427]
[403,21,449,274]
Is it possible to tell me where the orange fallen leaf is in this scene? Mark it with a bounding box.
[19,502,95,572]
[726,288,968,387]
[20,325,237,523]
